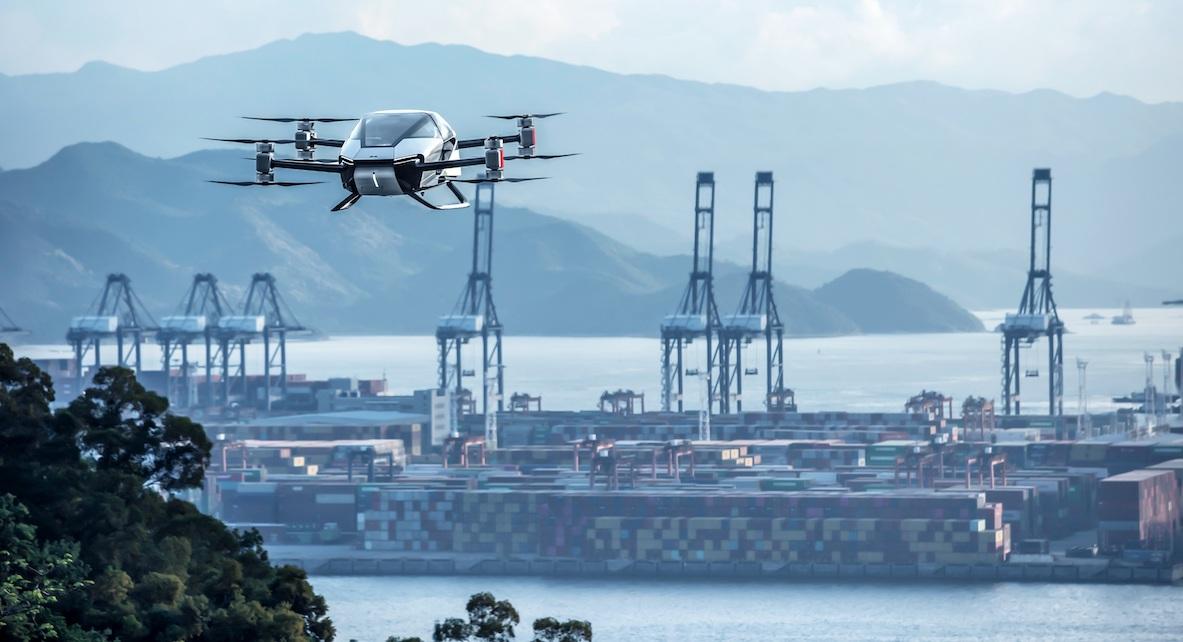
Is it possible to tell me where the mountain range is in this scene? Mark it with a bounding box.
[0,143,982,341]
[0,31,1179,302]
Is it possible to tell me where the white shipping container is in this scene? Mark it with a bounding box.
[724,313,767,332]
[661,313,707,332]
[438,314,484,332]
[161,315,207,332]
[219,315,265,333]
[69,315,118,333]
[1002,313,1050,332]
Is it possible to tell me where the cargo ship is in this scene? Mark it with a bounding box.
[1111,301,1136,325]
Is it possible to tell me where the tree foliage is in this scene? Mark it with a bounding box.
[388,593,589,642]
[531,617,592,642]
[0,495,97,640]
[67,367,211,491]
[0,343,334,641]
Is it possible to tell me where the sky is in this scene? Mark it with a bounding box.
[0,0,1179,103]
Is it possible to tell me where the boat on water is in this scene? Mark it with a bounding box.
[1111,301,1135,325]
[1083,313,1104,324]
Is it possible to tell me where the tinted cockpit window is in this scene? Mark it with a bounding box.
[355,113,440,147]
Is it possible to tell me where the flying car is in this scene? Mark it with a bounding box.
[207,111,572,211]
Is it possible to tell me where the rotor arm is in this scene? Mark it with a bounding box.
[458,134,521,149]
[271,158,345,173]
[416,157,491,172]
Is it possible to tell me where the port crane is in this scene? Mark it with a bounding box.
[158,273,238,408]
[238,273,306,411]
[67,274,158,394]
[999,169,1064,416]
[207,111,572,211]
[715,172,793,413]
[437,182,504,441]
[660,173,722,413]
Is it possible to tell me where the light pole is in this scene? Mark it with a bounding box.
[685,367,711,441]
[485,374,500,450]
[1076,358,1090,438]
[1144,353,1156,434]
[1162,350,1174,420]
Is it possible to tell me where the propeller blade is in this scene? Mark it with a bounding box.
[505,153,579,160]
[242,116,357,123]
[331,192,362,212]
[208,180,324,187]
[485,112,564,120]
[204,137,298,145]
[452,177,549,184]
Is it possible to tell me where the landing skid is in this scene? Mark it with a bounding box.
[406,181,470,211]
[331,192,362,212]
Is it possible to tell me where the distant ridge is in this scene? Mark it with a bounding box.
[814,269,984,333]
[0,30,1179,283]
[0,143,983,341]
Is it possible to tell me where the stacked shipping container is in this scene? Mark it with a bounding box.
[1097,470,1179,553]
[358,489,1009,565]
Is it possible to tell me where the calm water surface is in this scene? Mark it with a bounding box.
[312,575,1182,641]
[13,308,1182,412]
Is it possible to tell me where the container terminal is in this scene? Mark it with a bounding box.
[10,169,1183,585]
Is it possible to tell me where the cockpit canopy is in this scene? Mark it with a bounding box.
[348,112,441,148]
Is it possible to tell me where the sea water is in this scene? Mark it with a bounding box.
[312,575,1182,641]
[14,308,1182,413]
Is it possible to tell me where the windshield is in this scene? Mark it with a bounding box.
[352,113,440,147]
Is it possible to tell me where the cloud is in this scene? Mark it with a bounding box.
[744,0,920,88]
[347,0,620,56]
[0,0,1178,102]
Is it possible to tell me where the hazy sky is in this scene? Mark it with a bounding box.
[1,0,1179,102]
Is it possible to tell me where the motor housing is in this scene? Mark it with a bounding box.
[255,142,275,182]
[517,116,536,156]
[484,138,505,180]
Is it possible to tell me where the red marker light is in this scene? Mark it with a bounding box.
[498,147,505,169]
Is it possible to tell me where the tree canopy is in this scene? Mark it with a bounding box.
[385,592,591,642]
[0,343,334,641]
[0,343,593,641]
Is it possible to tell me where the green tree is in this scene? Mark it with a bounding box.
[460,592,519,642]
[428,592,519,642]
[531,617,592,642]
[0,344,335,641]
[0,494,97,640]
[391,593,590,642]
[67,366,211,491]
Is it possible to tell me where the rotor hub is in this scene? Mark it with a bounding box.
[483,137,505,176]
[255,142,275,181]
[517,117,536,157]
[294,121,317,159]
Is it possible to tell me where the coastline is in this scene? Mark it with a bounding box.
[269,546,1183,586]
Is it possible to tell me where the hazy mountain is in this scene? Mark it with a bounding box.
[814,269,984,334]
[0,143,977,341]
[1098,233,1183,304]
[768,241,1175,310]
[1,31,1180,291]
